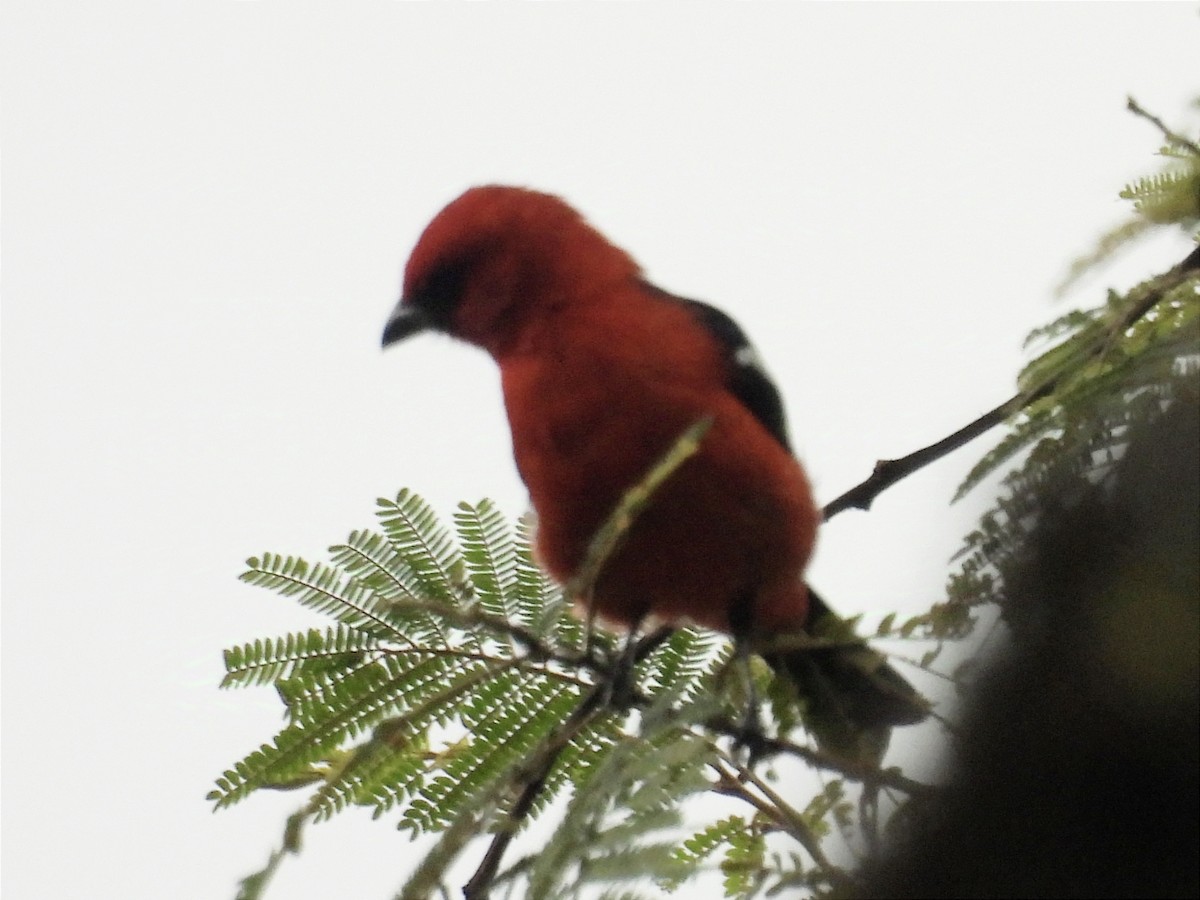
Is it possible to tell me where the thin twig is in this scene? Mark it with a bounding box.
[1126,96,1200,156]
[822,247,1200,520]
[738,762,841,874]
[711,756,854,894]
[767,734,936,796]
[821,394,1022,519]
[382,597,608,678]
[701,714,936,797]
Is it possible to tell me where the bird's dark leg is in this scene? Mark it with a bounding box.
[728,593,768,763]
[600,615,646,709]
[732,638,768,763]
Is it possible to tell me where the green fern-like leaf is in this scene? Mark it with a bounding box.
[217,484,927,898]
[239,554,403,641]
[327,528,415,597]
[302,656,523,821]
[958,262,1199,500]
[454,499,519,625]
[221,626,376,689]
[515,513,577,640]
[639,627,724,705]
[376,489,464,603]
[951,369,1199,621]
[209,720,355,809]
[1057,100,1197,292]
[720,818,768,898]
[670,815,751,887]
[524,723,715,899]
[1120,166,1200,224]
[400,674,581,835]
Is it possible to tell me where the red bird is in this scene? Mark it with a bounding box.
[382,186,928,751]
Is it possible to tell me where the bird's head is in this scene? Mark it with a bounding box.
[382,185,639,357]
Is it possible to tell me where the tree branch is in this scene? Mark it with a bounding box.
[821,393,1019,519]
[699,713,935,797]
[822,247,1200,520]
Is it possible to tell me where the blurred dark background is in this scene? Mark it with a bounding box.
[864,392,1200,898]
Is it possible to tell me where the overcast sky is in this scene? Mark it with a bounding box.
[4,3,1197,898]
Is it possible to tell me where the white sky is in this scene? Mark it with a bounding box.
[3,3,1197,898]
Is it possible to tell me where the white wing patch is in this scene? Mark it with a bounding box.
[734,343,766,372]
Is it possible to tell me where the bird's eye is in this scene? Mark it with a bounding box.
[415,257,475,329]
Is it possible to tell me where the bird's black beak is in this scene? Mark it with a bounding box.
[381,300,431,348]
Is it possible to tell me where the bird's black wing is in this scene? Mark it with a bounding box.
[642,281,792,452]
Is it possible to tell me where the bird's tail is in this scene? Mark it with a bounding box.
[762,587,931,761]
